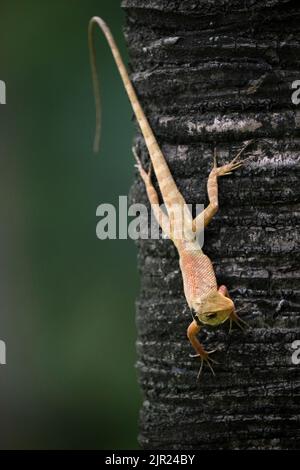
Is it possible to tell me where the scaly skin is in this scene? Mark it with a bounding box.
[89,17,252,379]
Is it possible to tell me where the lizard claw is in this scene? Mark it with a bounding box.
[213,147,218,168]
[197,355,217,380]
[190,349,219,380]
[214,140,256,177]
[229,308,250,333]
[230,139,254,164]
[132,147,151,183]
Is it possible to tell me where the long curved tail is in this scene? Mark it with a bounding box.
[88,17,185,211]
[89,16,159,155]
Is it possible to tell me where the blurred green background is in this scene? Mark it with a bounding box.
[0,0,140,449]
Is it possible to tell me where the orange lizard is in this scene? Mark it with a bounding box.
[89,17,253,378]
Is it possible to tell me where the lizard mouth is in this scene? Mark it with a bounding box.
[197,310,230,326]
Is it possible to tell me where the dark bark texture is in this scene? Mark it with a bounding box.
[122,0,300,449]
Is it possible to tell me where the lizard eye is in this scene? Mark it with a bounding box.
[207,312,217,318]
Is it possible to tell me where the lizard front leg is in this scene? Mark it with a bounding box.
[187,320,218,379]
[192,148,219,234]
[218,285,249,332]
[193,141,255,234]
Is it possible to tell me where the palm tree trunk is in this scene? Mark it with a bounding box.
[123,0,300,449]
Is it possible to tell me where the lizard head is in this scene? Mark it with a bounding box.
[195,291,234,326]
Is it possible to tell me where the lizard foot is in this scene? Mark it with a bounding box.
[229,308,250,333]
[213,140,255,176]
[189,349,218,380]
[132,146,152,183]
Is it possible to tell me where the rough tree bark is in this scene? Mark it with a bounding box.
[122,0,300,449]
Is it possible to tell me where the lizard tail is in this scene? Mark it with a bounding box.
[88,17,104,153]
[89,16,150,154]
[88,17,187,213]
[88,16,158,156]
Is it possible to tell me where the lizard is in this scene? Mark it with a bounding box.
[88,17,254,379]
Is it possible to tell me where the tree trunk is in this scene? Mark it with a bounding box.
[122,0,300,449]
